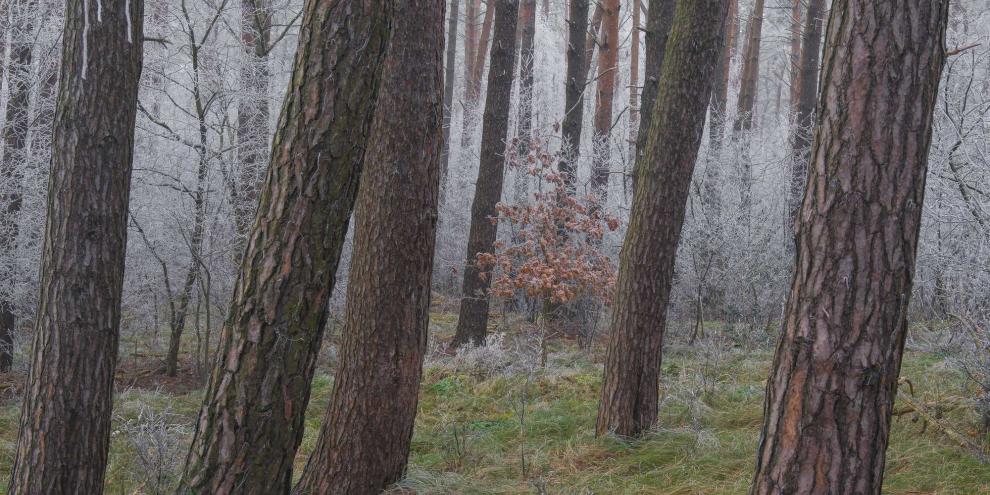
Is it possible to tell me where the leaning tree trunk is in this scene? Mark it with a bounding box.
[631,0,676,192]
[452,0,520,348]
[559,0,590,192]
[786,0,825,228]
[513,0,536,204]
[596,0,728,438]
[439,0,460,205]
[292,2,443,491]
[751,1,949,493]
[590,0,619,205]
[6,0,144,491]
[0,1,35,373]
[178,2,394,493]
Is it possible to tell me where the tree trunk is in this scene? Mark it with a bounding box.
[461,1,496,146]
[513,0,536,204]
[6,0,144,491]
[292,2,443,491]
[463,0,481,103]
[596,0,728,438]
[632,0,676,182]
[706,0,737,156]
[751,1,949,493]
[787,0,801,116]
[559,0,590,192]
[626,0,639,164]
[733,0,762,135]
[590,0,619,204]
[440,0,460,206]
[0,1,35,373]
[233,0,272,244]
[178,2,395,493]
[582,3,604,87]
[452,0,520,348]
[787,0,825,228]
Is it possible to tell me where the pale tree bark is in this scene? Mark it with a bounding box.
[178,2,395,493]
[6,0,144,491]
[452,0,520,347]
[292,1,443,491]
[787,0,825,227]
[752,1,949,493]
[596,0,728,438]
[590,0,619,204]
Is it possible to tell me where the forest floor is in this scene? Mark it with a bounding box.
[0,313,988,494]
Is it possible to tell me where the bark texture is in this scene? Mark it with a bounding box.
[292,0,443,491]
[178,2,394,492]
[626,0,639,163]
[751,2,949,493]
[6,0,144,491]
[452,0,520,347]
[559,0,589,192]
[733,0,763,134]
[787,0,825,227]
[596,0,727,438]
[590,0,619,203]
[632,0,676,172]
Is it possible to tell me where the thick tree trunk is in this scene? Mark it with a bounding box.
[590,0,619,204]
[0,1,35,373]
[513,0,536,204]
[178,2,395,493]
[6,0,144,491]
[233,0,272,243]
[452,0,520,348]
[787,0,825,228]
[440,0,460,205]
[292,2,443,491]
[559,0,590,192]
[751,1,949,493]
[596,0,728,438]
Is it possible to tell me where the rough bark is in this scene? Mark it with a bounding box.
[6,0,144,491]
[787,0,825,228]
[452,0,520,348]
[590,0,619,204]
[292,2,443,491]
[751,1,949,493]
[440,0,460,205]
[596,0,727,438]
[513,0,536,204]
[559,0,590,192]
[178,2,394,493]
[0,0,35,373]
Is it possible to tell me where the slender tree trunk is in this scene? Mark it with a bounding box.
[233,0,272,244]
[559,0,590,192]
[706,0,737,156]
[751,1,949,492]
[582,3,604,86]
[626,0,639,164]
[632,0,676,183]
[440,0,460,205]
[596,0,727,438]
[292,2,443,491]
[733,0,762,135]
[0,0,35,373]
[461,1,495,146]
[178,2,395,493]
[513,0,536,204]
[787,0,825,228]
[590,0,619,204]
[452,0,520,348]
[6,0,144,491]
[463,0,481,103]
[788,0,801,116]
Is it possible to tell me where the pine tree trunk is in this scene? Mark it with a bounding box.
[626,0,639,164]
[632,0,676,183]
[787,0,825,228]
[452,0,520,348]
[233,0,272,244]
[463,0,481,103]
[440,0,460,206]
[706,0,737,156]
[596,0,728,438]
[590,0,619,204]
[292,2,443,490]
[733,0,763,135]
[178,2,394,493]
[513,0,536,204]
[752,1,949,492]
[0,1,35,373]
[559,0,589,192]
[6,0,144,491]
[461,2,496,146]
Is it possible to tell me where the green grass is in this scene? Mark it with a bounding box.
[0,316,988,494]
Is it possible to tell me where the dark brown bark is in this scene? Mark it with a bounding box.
[513,0,536,204]
[233,0,273,243]
[751,1,949,493]
[590,0,619,203]
[633,0,676,165]
[452,0,520,348]
[596,0,727,438]
[292,2,443,491]
[559,0,590,192]
[6,0,144,491]
[0,0,35,373]
[440,0,460,205]
[178,2,395,493]
[706,0,737,156]
[787,0,825,228]
[733,0,763,135]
